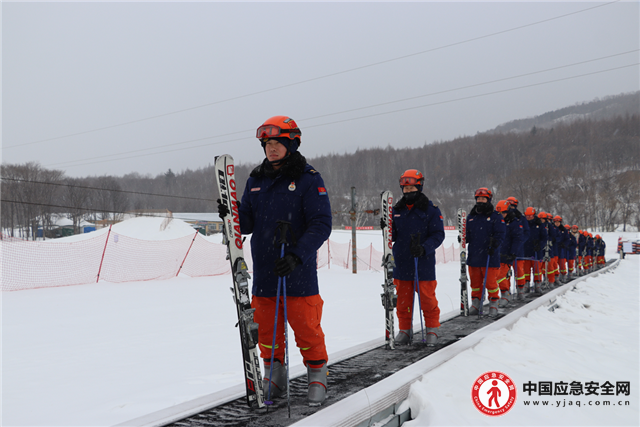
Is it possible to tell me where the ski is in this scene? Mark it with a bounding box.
[457,209,469,316]
[542,240,551,290]
[380,191,397,350]
[214,155,265,409]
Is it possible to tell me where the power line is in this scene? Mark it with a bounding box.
[5,0,621,151]
[0,177,216,202]
[46,62,640,170]
[43,51,637,169]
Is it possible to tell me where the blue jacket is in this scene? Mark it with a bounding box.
[586,237,595,256]
[391,193,445,281]
[556,226,569,259]
[499,211,524,264]
[511,209,529,257]
[466,204,506,268]
[524,216,547,260]
[546,223,558,258]
[239,153,332,297]
[595,239,606,256]
[567,231,578,260]
[578,233,587,256]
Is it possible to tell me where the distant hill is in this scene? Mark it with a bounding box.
[486,91,639,134]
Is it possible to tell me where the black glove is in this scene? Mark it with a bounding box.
[533,239,540,252]
[457,235,461,243]
[487,237,496,255]
[217,198,229,219]
[274,253,301,277]
[380,218,387,229]
[410,240,425,258]
[505,254,516,263]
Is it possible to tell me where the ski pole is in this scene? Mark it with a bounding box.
[413,257,425,343]
[281,251,291,418]
[265,273,282,407]
[270,220,294,416]
[479,254,491,316]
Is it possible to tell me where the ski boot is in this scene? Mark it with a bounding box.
[534,282,543,294]
[307,360,328,407]
[263,359,287,399]
[469,298,481,315]
[516,286,525,301]
[498,290,510,308]
[394,329,412,345]
[426,327,439,346]
[488,299,499,318]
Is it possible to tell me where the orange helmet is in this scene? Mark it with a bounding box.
[564,224,571,229]
[474,187,492,200]
[596,234,601,239]
[553,215,562,222]
[399,169,424,192]
[256,116,302,142]
[495,200,510,213]
[524,207,536,216]
[507,196,519,206]
[572,225,578,230]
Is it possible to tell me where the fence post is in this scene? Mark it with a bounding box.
[369,243,373,271]
[177,230,199,277]
[96,225,112,283]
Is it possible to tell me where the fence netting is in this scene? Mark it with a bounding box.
[1,232,458,291]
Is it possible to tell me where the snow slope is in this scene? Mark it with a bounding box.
[2,218,637,426]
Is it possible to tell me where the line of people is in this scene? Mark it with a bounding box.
[216,115,609,406]
[465,188,607,317]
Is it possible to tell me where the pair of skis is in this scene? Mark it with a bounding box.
[380,191,397,349]
[215,155,265,409]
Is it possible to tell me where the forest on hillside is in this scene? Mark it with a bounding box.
[3,109,639,239]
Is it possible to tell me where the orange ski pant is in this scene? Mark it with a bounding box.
[469,266,500,301]
[523,260,543,283]
[252,294,328,365]
[567,259,575,273]
[559,258,567,275]
[394,279,440,329]
[497,263,512,292]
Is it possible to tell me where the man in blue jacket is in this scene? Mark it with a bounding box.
[466,188,506,317]
[388,169,445,346]
[220,115,332,406]
[507,197,529,292]
[496,200,524,308]
[523,207,547,295]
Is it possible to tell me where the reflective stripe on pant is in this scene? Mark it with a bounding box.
[394,279,440,330]
[469,266,500,301]
[252,294,328,365]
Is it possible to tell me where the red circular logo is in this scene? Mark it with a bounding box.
[471,371,517,416]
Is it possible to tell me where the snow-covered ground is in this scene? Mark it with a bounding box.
[2,219,638,426]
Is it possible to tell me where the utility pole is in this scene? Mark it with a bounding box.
[350,186,357,274]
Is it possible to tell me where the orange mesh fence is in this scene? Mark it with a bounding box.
[1,234,458,291]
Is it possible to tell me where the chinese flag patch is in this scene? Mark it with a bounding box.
[318,187,327,195]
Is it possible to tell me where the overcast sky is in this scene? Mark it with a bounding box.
[3,1,639,178]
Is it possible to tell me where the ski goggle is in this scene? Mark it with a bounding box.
[256,124,301,140]
[399,177,423,186]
